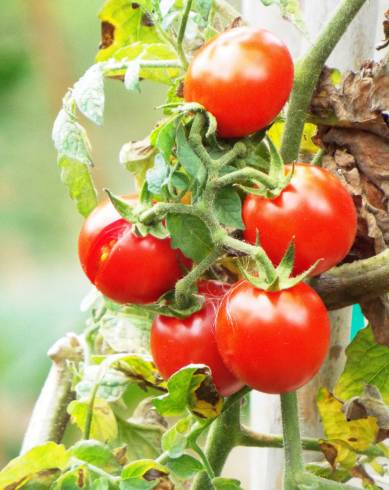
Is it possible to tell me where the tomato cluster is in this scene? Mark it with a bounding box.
[77,27,357,396]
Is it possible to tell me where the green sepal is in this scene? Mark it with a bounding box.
[105,190,137,222]
[137,290,205,320]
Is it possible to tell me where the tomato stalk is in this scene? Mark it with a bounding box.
[296,473,360,489]
[177,0,193,69]
[280,0,368,163]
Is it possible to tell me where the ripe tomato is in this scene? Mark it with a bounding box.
[150,281,245,396]
[78,196,191,304]
[215,281,330,394]
[243,164,357,276]
[184,27,293,138]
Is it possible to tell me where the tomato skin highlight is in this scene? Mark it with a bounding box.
[215,281,330,394]
[150,280,245,396]
[78,197,191,304]
[184,27,294,138]
[243,164,357,276]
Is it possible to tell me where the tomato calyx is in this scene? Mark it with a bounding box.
[105,189,169,239]
[239,239,322,292]
[237,136,293,199]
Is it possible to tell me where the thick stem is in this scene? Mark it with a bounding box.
[311,249,389,310]
[191,402,241,490]
[177,0,193,68]
[280,392,304,490]
[20,334,82,454]
[238,426,320,452]
[280,0,368,162]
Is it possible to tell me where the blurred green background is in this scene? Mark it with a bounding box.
[0,0,167,464]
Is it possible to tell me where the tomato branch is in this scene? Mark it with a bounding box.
[177,0,193,69]
[296,472,360,489]
[311,249,389,310]
[238,426,321,452]
[280,0,368,162]
[212,167,276,189]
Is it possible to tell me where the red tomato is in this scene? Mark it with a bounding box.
[184,27,294,138]
[215,281,330,394]
[150,281,245,396]
[243,164,357,276]
[78,197,191,304]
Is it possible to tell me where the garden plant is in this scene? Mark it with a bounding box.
[2,0,389,489]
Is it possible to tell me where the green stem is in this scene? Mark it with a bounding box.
[191,401,241,490]
[212,167,276,189]
[175,247,223,308]
[139,202,204,224]
[191,441,216,479]
[238,426,320,452]
[280,392,304,490]
[84,380,100,440]
[212,142,247,169]
[311,148,325,166]
[297,472,360,489]
[280,0,368,162]
[222,235,276,284]
[177,0,193,69]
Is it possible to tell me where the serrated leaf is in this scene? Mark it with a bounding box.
[165,454,203,479]
[161,416,193,458]
[97,0,162,62]
[68,398,118,442]
[317,388,378,468]
[57,155,97,217]
[166,213,213,262]
[335,326,389,404]
[116,416,164,461]
[0,442,69,489]
[124,61,141,92]
[214,187,244,230]
[152,116,178,160]
[52,109,92,165]
[176,123,206,185]
[212,477,244,489]
[69,440,120,472]
[154,365,223,419]
[73,64,105,125]
[146,153,169,194]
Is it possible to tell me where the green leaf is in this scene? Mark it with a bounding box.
[335,326,389,404]
[152,116,178,160]
[161,416,193,458]
[52,109,92,165]
[154,365,223,419]
[70,440,120,472]
[176,123,206,185]
[68,398,118,442]
[124,61,141,92]
[93,478,111,490]
[165,454,203,479]
[121,460,169,489]
[116,416,164,461]
[76,366,128,402]
[212,477,244,489]
[146,153,169,194]
[52,466,91,489]
[166,213,213,262]
[57,155,98,217]
[119,137,156,188]
[97,0,163,62]
[260,0,307,35]
[193,0,213,22]
[0,442,69,489]
[73,64,105,126]
[214,187,244,229]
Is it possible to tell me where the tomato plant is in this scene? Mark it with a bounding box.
[215,281,330,393]
[78,197,191,304]
[151,280,244,396]
[184,27,294,138]
[243,164,357,276]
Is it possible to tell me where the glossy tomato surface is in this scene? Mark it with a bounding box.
[215,281,330,394]
[78,197,191,304]
[150,280,245,396]
[243,164,357,276]
[184,27,294,138]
